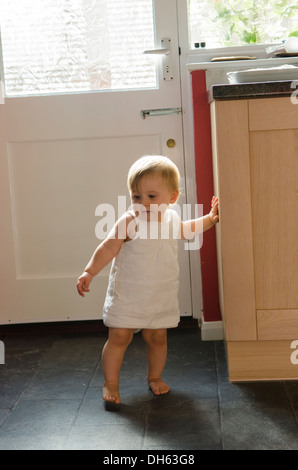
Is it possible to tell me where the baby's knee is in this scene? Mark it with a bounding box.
[143,329,167,346]
[109,328,134,347]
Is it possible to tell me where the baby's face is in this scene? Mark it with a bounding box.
[131,174,178,221]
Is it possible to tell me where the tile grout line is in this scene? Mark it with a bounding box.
[0,343,53,430]
[62,352,104,448]
[141,414,149,451]
[0,336,105,449]
[283,382,298,428]
[214,341,224,450]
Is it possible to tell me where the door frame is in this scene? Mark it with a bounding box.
[177,0,203,320]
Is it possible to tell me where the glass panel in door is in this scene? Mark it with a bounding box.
[0,0,156,95]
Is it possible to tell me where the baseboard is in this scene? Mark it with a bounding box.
[201,320,224,341]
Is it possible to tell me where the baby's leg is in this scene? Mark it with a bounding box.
[101,327,134,404]
[142,328,170,395]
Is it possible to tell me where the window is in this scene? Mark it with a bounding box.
[0,0,156,96]
[188,0,298,49]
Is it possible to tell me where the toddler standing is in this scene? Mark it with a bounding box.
[77,155,219,404]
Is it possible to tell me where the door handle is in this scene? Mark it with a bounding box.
[143,48,169,55]
[140,107,182,119]
[143,38,173,80]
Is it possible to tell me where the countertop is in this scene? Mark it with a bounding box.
[208,79,296,101]
[187,55,298,72]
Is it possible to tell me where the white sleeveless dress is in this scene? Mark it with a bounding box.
[102,209,181,329]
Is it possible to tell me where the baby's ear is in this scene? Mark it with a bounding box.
[170,189,179,204]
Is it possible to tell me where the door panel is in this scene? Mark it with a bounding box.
[7,135,161,280]
[0,0,192,324]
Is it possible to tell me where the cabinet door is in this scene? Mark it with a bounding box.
[249,98,298,341]
[212,97,298,343]
[250,129,298,310]
[211,100,257,341]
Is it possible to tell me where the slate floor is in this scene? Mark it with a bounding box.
[1,322,298,450]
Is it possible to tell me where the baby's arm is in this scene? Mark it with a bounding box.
[76,212,133,297]
[181,196,219,239]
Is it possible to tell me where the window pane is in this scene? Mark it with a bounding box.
[0,0,156,96]
[188,0,298,49]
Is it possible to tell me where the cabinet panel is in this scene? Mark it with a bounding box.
[211,96,298,381]
[257,310,298,340]
[250,130,298,310]
[227,340,298,381]
[211,100,257,341]
[249,97,298,131]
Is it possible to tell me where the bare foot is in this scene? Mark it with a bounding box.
[103,382,121,404]
[148,378,170,396]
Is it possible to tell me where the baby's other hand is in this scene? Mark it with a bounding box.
[77,271,93,297]
[209,196,219,225]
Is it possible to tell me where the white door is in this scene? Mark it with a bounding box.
[0,0,193,325]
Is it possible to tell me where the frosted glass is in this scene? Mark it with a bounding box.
[0,0,156,96]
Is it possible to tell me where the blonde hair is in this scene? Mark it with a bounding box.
[127,155,180,193]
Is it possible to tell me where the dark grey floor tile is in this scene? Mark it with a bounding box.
[65,424,145,450]
[165,369,218,399]
[0,370,35,408]
[214,341,229,378]
[74,386,149,427]
[142,444,222,450]
[1,327,298,450]
[21,367,93,400]
[0,409,10,426]
[284,382,298,411]
[0,434,67,450]
[39,335,103,370]
[1,336,53,371]
[143,394,221,449]
[218,380,291,410]
[0,398,81,438]
[221,405,298,450]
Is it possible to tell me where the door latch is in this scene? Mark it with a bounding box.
[140,107,182,119]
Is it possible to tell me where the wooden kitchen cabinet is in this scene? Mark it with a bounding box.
[210,96,298,381]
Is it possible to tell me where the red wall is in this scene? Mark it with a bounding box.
[191,70,221,322]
